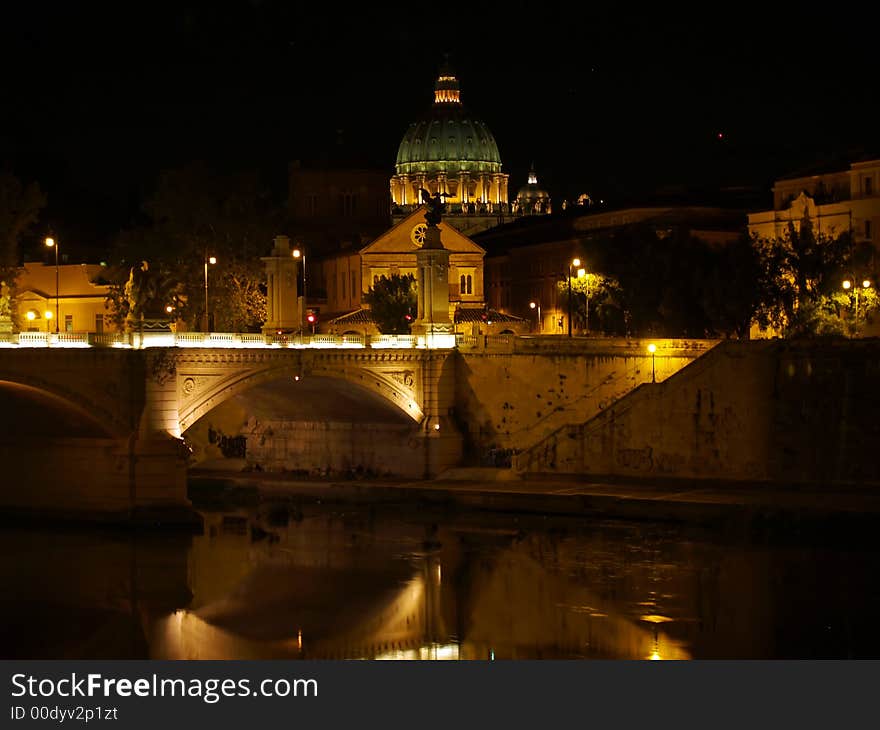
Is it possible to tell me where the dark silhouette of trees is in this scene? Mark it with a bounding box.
[107,163,278,331]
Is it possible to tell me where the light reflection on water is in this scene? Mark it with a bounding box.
[2,501,879,659]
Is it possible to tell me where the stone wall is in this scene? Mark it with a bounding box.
[515,339,880,486]
[244,420,423,477]
[455,338,714,463]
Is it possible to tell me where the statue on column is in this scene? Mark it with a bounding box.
[419,188,451,227]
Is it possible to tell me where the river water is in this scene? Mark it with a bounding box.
[2,498,879,659]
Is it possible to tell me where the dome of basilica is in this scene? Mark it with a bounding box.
[394,69,503,177]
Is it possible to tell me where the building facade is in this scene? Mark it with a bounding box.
[287,161,390,256]
[16,262,114,333]
[316,207,525,335]
[748,158,880,247]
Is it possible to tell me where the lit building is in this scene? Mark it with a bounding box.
[748,158,880,246]
[390,65,511,237]
[316,207,526,335]
[16,262,115,333]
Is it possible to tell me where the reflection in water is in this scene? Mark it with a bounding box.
[2,502,880,659]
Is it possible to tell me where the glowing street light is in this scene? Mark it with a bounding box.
[203,255,217,332]
[843,277,872,336]
[567,258,581,337]
[44,310,53,333]
[529,300,541,333]
[293,247,307,333]
[647,342,657,383]
[45,237,59,333]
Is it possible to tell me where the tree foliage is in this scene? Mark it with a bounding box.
[364,274,417,334]
[107,163,277,331]
[0,172,46,327]
[750,214,876,337]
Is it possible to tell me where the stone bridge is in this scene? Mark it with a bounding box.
[0,335,716,521]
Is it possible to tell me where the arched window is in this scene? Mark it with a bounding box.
[460,275,466,294]
[466,274,473,294]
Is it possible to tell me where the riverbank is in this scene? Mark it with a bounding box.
[188,467,880,526]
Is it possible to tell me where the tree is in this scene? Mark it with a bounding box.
[557,272,624,334]
[0,172,46,326]
[364,274,417,334]
[751,213,873,337]
[107,163,277,332]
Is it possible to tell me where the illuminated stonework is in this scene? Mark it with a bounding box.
[390,65,509,216]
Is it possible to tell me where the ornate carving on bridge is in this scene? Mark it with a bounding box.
[388,370,416,389]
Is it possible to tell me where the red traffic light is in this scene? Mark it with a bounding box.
[404,313,413,322]
[306,313,316,324]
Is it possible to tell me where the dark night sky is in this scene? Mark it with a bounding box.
[2,2,878,259]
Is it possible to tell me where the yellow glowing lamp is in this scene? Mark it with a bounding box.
[208,256,217,265]
[843,279,852,290]
[292,249,302,259]
[647,343,657,354]
[26,310,36,321]
[44,311,53,320]
[863,280,872,289]
[165,305,174,314]
[572,258,581,268]
[529,301,537,309]
[45,237,55,248]
[577,268,586,279]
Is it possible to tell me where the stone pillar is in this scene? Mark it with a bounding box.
[417,351,463,477]
[412,225,454,349]
[261,235,301,334]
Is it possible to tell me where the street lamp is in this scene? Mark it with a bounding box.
[45,237,59,333]
[843,277,872,335]
[529,301,541,333]
[203,255,216,332]
[44,310,53,333]
[567,258,581,337]
[293,247,306,333]
[647,343,657,383]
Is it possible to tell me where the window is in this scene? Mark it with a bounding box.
[64,315,73,332]
[95,314,104,334]
[339,192,357,216]
[866,220,873,240]
[466,274,472,294]
[460,274,466,293]
[865,177,874,196]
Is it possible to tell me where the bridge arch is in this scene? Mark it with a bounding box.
[177,362,425,434]
[0,376,128,439]
[0,376,125,438]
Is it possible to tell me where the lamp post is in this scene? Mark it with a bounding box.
[293,247,306,333]
[203,255,216,332]
[647,342,657,383]
[529,300,541,333]
[567,258,580,337]
[44,310,53,334]
[45,237,59,333]
[843,277,872,335]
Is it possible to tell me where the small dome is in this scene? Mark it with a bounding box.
[395,68,503,176]
[516,166,551,214]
